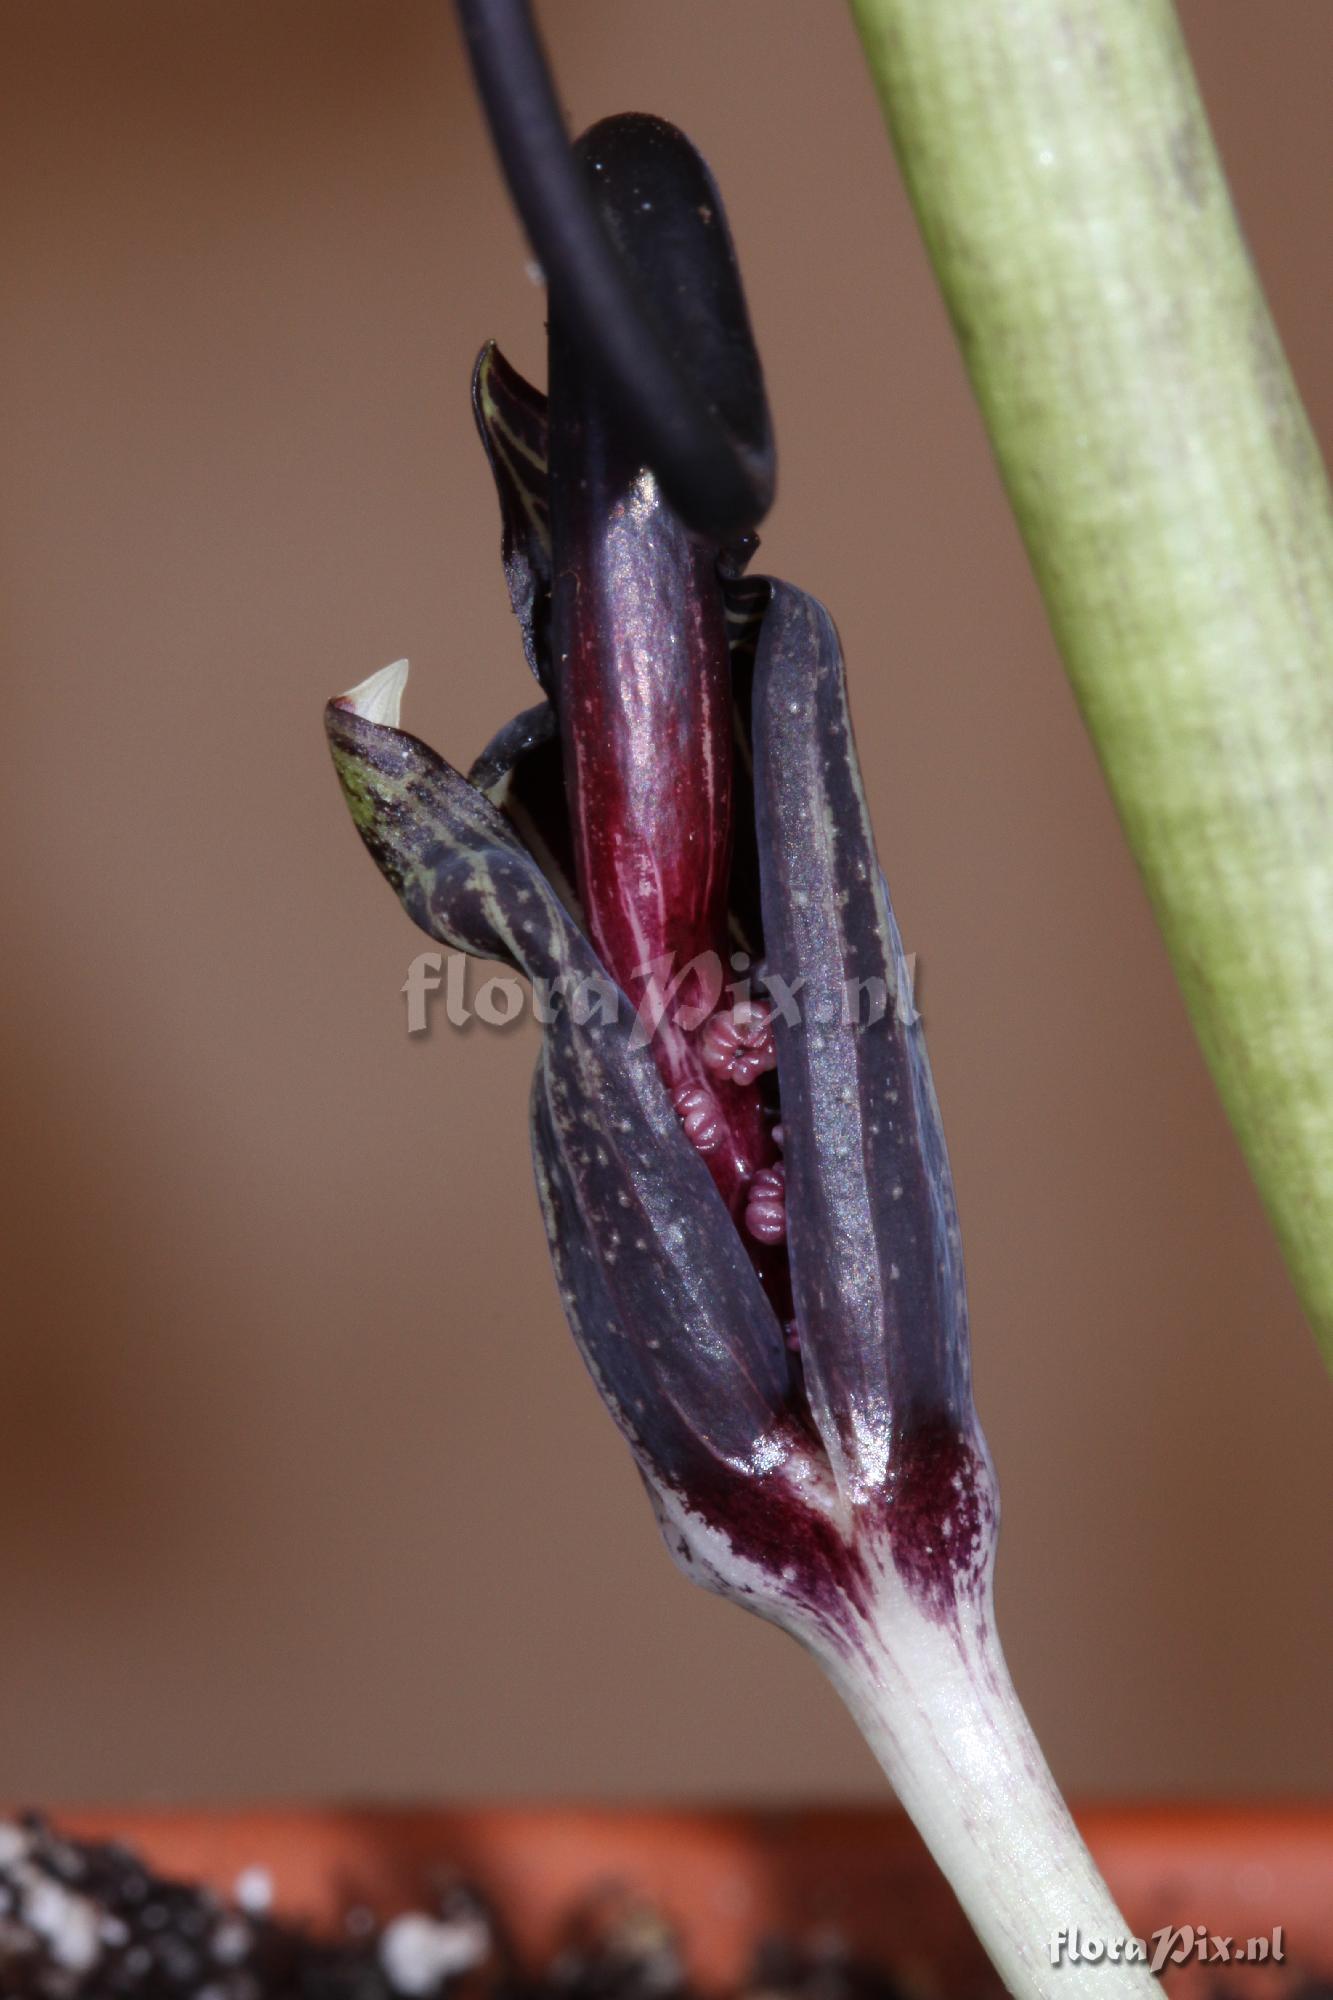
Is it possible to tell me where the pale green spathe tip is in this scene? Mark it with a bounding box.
[340,658,410,729]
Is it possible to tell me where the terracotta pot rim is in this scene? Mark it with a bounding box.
[18,1800,1330,1993]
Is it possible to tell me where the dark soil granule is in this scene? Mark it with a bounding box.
[0,1815,910,2000]
[5,1815,1328,2000]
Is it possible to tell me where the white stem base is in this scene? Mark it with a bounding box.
[818,1573,1157,2000]
[653,1459,1154,1998]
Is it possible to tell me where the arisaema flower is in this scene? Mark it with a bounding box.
[327,111,1152,2000]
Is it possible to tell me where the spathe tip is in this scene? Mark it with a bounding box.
[334,658,410,729]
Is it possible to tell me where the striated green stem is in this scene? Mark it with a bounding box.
[850,0,1333,1365]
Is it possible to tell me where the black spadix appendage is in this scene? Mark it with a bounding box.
[456,0,773,541]
[567,113,771,506]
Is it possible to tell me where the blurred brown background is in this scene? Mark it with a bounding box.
[1,1,1330,1807]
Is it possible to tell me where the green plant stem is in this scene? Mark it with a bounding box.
[849,0,1333,1364]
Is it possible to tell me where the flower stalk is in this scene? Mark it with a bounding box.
[327,113,1154,2000]
[824,1589,1149,2000]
